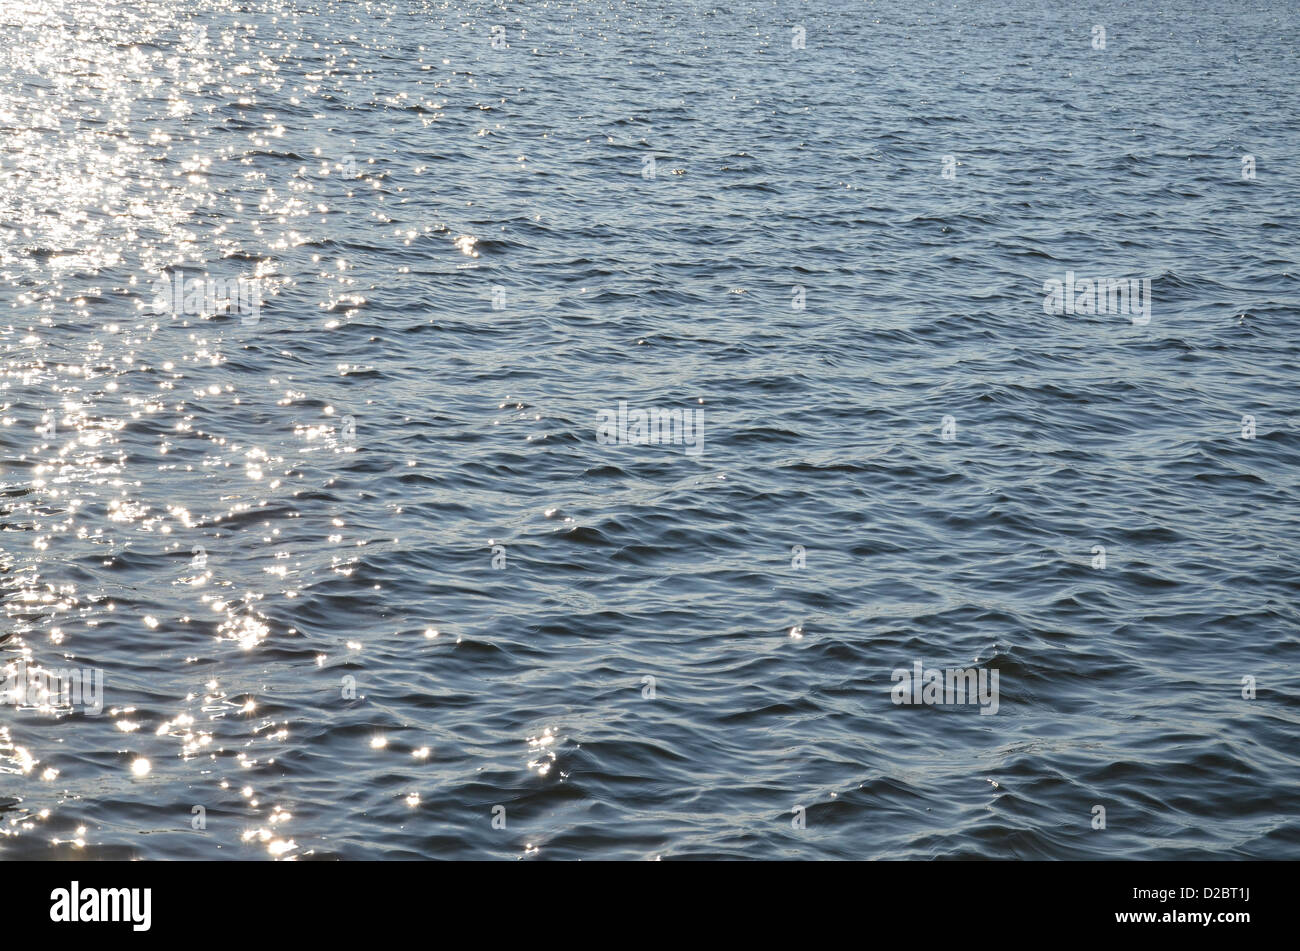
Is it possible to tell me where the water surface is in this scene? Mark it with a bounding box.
[1,0,1298,859]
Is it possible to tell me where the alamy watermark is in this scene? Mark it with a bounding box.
[150,269,263,324]
[2,659,104,715]
[50,882,150,931]
[890,660,999,715]
[1042,271,1150,325]
[596,401,704,456]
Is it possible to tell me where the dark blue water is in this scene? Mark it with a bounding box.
[1,0,1298,859]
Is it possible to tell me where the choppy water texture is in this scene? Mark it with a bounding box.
[1,0,1298,860]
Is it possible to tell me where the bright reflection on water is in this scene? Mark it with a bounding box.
[1,0,378,859]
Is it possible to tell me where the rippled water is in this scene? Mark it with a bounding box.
[1,0,1298,860]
